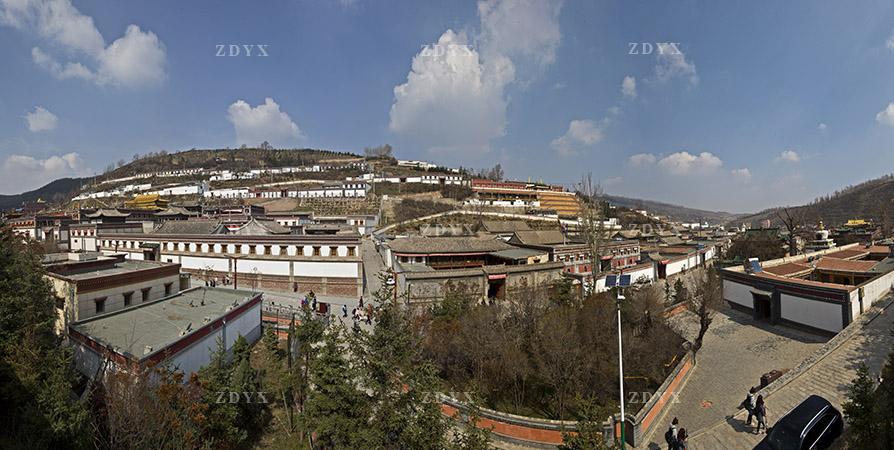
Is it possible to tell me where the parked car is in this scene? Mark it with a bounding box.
[753,395,843,450]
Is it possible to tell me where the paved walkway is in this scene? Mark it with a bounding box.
[642,296,894,449]
[640,307,826,449]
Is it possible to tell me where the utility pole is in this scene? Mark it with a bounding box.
[616,286,627,450]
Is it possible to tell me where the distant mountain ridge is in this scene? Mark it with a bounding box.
[602,194,740,224]
[0,177,88,211]
[736,173,894,228]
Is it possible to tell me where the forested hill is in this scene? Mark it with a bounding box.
[0,177,88,211]
[735,174,894,227]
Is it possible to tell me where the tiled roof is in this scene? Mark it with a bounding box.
[814,257,878,273]
[388,237,512,254]
[763,262,813,277]
[754,271,856,291]
[85,209,130,218]
[508,230,568,246]
[822,248,869,260]
[153,220,224,235]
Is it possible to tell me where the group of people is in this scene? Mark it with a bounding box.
[744,387,769,434]
[203,275,231,287]
[665,418,688,450]
[665,387,770,449]
[341,297,374,326]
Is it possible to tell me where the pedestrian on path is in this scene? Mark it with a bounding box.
[675,428,688,450]
[754,395,768,434]
[664,417,679,449]
[359,297,364,308]
[744,387,757,425]
[342,304,348,318]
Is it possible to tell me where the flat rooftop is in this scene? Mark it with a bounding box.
[47,258,174,280]
[71,287,260,360]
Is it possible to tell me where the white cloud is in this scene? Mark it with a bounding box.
[24,106,57,132]
[550,119,605,156]
[876,102,894,127]
[621,75,637,98]
[777,150,801,163]
[731,168,752,182]
[887,29,894,51]
[628,153,657,167]
[227,97,303,147]
[0,152,88,193]
[657,151,722,175]
[389,30,514,154]
[389,0,562,154]
[477,0,563,66]
[817,123,827,131]
[652,45,698,86]
[2,0,166,88]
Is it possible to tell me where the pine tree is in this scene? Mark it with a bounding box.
[357,279,450,449]
[843,363,878,447]
[197,338,246,447]
[0,222,90,448]
[559,397,615,450]
[306,325,372,449]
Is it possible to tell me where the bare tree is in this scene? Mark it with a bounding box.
[576,173,605,294]
[776,207,805,256]
[687,268,722,363]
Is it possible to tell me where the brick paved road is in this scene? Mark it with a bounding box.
[640,306,827,449]
[682,297,894,450]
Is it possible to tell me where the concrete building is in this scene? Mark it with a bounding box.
[720,243,894,335]
[43,253,184,332]
[68,287,262,379]
[97,219,362,297]
[384,236,565,304]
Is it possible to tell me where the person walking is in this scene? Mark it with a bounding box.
[744,387,757,426]
[754,395,768,434]
[342,303,348,318]
[359,297,364,308]
[664,417,679,449]
[675,428,688,450]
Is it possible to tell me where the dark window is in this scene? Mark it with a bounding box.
[249,245,256,255]
[123,292,133,307]
[264,245,272,255]
[165,283,173,296]
[141,288,151,302]
[313,246,321,256]
[329,246,338,256]
[347,246,356,257]
[95,297,106,314]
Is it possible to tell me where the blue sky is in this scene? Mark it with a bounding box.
[3,0,894,213]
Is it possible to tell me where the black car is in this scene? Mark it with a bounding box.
[753,395,843,450]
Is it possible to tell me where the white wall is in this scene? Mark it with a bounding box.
[293,261,358,278]
[779,293,843,333]
[723,279,754,307]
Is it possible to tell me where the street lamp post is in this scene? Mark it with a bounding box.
[616,287,627,450]
[606,271,629,450]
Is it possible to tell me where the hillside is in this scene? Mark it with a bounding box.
[100,147,363,180]
[735,174,894,228]
[602,194,740,224]
[0,177,88,211]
